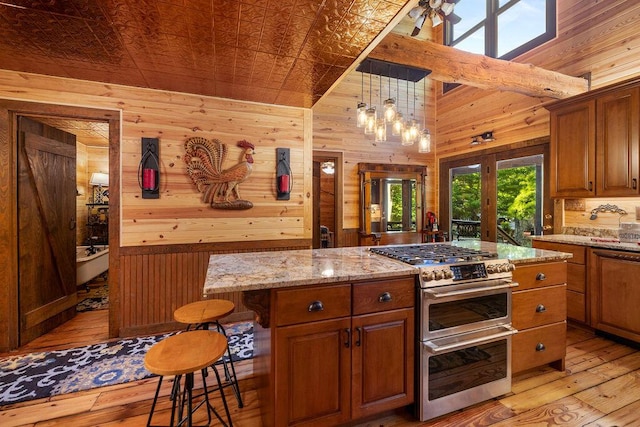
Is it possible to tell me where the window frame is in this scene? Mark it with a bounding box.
[443,0,556,92]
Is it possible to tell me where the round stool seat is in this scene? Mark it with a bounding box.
[145,330,227,376]
[174,300,235,325]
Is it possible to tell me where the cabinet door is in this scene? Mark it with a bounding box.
[275,317,351,427]
[596,87,640,196]
[549,100,596,197]
[351,308,414,420]
[590,249,640,342]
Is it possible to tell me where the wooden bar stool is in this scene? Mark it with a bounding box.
[144,330,233,427]
[174,300,243,408]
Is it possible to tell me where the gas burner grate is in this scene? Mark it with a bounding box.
[370,244,498,265]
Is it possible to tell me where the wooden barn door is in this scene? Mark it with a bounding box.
[18,116,77,345]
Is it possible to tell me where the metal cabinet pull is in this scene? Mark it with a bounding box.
[536,342,546,352]
[633,178,637,190]
[588,181,593,191]
[69,218,76,230]
[378,292,392,303]
[344,328,351,348]
[355,327,362,347]
[536,304,546,313]
[536,272,546,281]
[308,300,324,312]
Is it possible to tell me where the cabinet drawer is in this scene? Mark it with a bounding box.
[353,278,415,315]
[513,262,567,291]
[275,284,351,326]
[533,241,586,264]
[512,284,566,330]
[512,322,566,374]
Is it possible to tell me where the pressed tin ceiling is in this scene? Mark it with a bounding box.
[0,0,411,108]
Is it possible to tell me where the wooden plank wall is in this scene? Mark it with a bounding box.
[0,71,312,248]
[433,0,640,228]
[76,142,88,245]
[312,69,438,230]
[118,241,309,336]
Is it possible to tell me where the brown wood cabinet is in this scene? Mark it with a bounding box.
[532,241,588,323]
[511,261,567,374]
[547,79,640,197]
[261,277,415,427]
[590,248,640,343]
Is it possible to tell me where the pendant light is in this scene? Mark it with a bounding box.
[383,65,396,123]
[375,75,387,141]
[356,72,367,128]
[401,74,414,145]
[419,78,432,153]
[392,76,404,136]
[364,65,377,135]
[409,80,420,141]
[419,129,431,153]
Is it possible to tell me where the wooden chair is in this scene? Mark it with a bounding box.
[174,300,244,408]
[144,330,232,427]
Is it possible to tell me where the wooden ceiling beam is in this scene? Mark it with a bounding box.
[369,33,589,99]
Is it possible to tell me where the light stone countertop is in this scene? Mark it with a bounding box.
[203,241,573,295]
[532,234,640,252]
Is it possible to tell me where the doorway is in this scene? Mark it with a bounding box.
[313,151,343,249]
[0,99,120,352]
[439,141,552,245]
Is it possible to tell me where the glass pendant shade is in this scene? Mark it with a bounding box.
[392,112,404,136]
[364,107,377,135]
[374,118,387,142]
[419,129,431,153]
[383,98,396,123]
[356,102,367,128]
[409,119,420,141]
[401,126,414,146]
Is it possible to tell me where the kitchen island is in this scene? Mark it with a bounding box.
[203,241,572,426]
[202,241,571,295]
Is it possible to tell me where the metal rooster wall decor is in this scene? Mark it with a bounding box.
[184,137,255,210]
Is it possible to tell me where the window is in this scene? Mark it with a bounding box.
[444,0,556,91]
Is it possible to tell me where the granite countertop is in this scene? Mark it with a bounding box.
[532,234,640,252]
[203,241,573,295]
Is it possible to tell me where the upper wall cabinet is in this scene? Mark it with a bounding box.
[547,78,640,198]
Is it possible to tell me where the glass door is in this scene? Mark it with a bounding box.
[496,154,544,247]
[449,163,482,241]
[440,143,551,245]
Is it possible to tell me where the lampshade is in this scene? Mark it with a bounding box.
[375,118,387,142]
[364,107,377,135]
[321,161,335,174]
[419,129,431,153]
[89,172,109,187]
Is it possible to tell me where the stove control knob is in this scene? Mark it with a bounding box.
[486,264,497,274]
[507,263,516,272]
[444,269,454,279]
[422,271,435,281]
[434,270,445,280]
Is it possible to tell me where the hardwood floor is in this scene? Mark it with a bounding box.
[2,312,640,426]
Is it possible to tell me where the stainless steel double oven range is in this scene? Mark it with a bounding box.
[370,243,518,421]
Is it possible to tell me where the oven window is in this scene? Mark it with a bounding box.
[429,293,507,331]
[428,339,507,400]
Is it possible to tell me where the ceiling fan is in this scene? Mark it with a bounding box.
[408,0,461,36]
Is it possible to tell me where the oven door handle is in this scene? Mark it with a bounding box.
[423,325,518,354]
[423,280,518,299]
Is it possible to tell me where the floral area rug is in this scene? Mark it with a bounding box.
[76,280,109,312]
[0,321,253,406]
